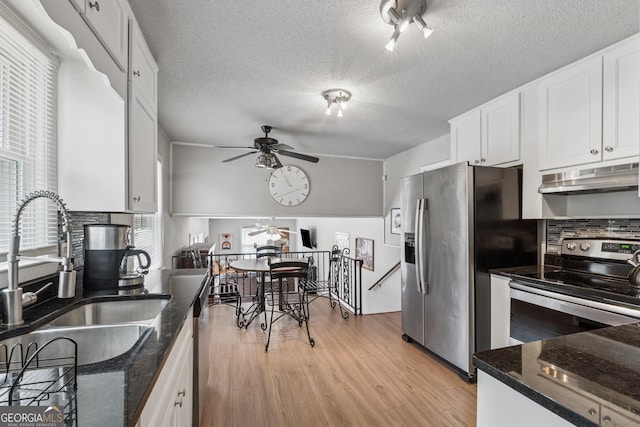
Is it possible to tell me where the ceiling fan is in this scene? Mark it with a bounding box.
[218,125,319,169]
[244,219,295,239]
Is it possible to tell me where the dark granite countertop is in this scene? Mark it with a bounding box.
[474,323,640,426]
[0,268,208,426]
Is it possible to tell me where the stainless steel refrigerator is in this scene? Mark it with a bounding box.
[400,162,537,381]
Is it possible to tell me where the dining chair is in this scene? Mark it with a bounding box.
[255,245,282,292]
[264,259,315,352]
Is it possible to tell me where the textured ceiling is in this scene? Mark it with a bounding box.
[128,0,639,161]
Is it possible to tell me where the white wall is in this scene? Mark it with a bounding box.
[170,143,383,217]
[296,217,400,314]
[382,134,451,246]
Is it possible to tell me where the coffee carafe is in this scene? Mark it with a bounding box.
[119,247,151,287]
[83,224,131,290]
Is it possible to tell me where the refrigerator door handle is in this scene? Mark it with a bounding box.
[415,198,428,294]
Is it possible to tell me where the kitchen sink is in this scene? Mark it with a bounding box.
[48,296,170,327]
[0,323,153,366]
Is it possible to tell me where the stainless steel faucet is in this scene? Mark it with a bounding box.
[2,190,76,326]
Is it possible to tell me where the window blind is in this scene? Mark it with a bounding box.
[0,11,58,255]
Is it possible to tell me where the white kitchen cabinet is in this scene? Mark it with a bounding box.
[603,36,640,162]
[139,309,194,427]
[68,0,85,13]
[450,110,481,165]
[450,92,521,167]
[489,274,511,349]
[481,92,521,166]
[82,0,129,71]
[128,20,159,213]
[537,56,603,171]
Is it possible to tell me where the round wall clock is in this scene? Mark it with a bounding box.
[268,165,310,206]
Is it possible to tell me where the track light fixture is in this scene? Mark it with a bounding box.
[380,0,433,52]
[322,88,352,117]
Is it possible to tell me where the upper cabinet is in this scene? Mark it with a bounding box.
[537,56,603,170]
[537,36,640,171]
[46,0,158,213]
[450,91,521,167]
[603,37,640,161]
[128,20,159,213]
[82,0,129,71]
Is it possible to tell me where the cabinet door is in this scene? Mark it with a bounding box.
[172,340,193,427]
[130,22,158,112]
[83,0,129,71]
[128,92,158,212]
[538,56,603,170]
[603,37,640,161]
[482,92,521,166]
[450,110,482,165]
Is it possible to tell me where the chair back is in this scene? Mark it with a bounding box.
[269,260,309,281]
[256,245,282,259]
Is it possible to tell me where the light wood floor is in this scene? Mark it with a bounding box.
[201,301,477,426]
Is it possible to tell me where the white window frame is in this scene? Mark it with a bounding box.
[0,5,59,262]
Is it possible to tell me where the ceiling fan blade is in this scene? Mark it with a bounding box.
[248,229,268,236]
[216,146,255,150]
[271,143,293,151]
[276,228,296,234]
[222,151,257,162]
[277,150,319,163]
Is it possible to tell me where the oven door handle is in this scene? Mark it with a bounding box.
[509,281,640,325]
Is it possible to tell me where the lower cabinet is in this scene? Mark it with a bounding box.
[138,309,194,427]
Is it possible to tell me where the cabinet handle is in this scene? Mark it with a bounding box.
[89,1,100,11]
[177,389,186,397]
[133,196,141,202]
[480,158,486,163]
[174,399,183,408]
[588,408,597,416]
[602,415,611,423]
[590,149,599,155]
[604,146,613,152]
[133,70,141,77]
[474,160,480,164]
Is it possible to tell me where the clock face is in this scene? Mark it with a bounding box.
[268,165,309,206]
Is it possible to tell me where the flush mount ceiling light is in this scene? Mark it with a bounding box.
[322,88,352,117]
[380,0,433,52]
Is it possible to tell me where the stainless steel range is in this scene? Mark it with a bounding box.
[508,238,640,344]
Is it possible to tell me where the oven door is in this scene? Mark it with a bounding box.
[509,281,640,344]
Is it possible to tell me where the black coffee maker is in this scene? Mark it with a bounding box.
[83,224,150,290]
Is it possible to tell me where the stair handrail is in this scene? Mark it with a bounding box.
[368,261,400,291]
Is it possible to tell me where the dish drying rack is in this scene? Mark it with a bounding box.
[0,336,78,425]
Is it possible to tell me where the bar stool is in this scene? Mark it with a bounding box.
[264,260,315,352]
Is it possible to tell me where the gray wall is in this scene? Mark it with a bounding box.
[170,143,383,217]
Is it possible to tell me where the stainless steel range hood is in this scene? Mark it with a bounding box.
[538,163,639,195]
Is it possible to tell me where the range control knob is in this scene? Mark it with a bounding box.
[580,243,591,252]
[566,242,577,251]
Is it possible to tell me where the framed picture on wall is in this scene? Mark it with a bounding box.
[218,233,233,250]
[355,237,374,271]
[335,232,349,251]
[390,208,401,235]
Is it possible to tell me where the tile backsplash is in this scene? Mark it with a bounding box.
[546,219,640,253]
[59,212,110,268]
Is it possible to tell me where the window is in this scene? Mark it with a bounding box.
[0,8,58,256]
[133,160,162,269]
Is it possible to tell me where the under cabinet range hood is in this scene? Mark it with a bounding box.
[538,163,639,195]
